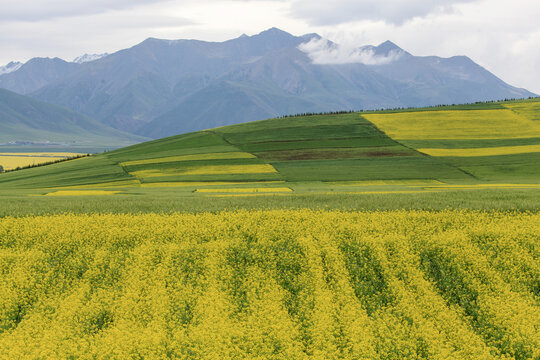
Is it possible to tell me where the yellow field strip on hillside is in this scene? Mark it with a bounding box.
[327,180,444,186]
[0,154,83,170]
[418,144,540,157]
[141,181,285,188]
[420,184,540,189]
[503,102,540,122]
[0,152,84,157]
[204,193,292,197]
[132,164,277,178]
[120,152,255,167]
[39,190,122,196]
[324,190,441,195]
[196,187,292,193]
[364,110,540,140]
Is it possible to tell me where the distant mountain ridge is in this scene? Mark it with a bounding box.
[0,61,22,75]
[0,88,148,147]
[0,28,536,139]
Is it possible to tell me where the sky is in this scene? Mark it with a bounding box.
[1,0,539,94]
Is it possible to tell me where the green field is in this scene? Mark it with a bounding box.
[0,99,539,213]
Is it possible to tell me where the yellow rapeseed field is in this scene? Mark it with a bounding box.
[43,190,122,196]
[132,164,277,178]
[0,153,83,170]
[140,181,285,187]
[363,110,540,139]
[0,210,538,359]
[503,102,540,122]
[418,144,540,157]
[195,187,292,193]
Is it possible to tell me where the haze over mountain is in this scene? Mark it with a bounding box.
[0,28,535,139]
[0,88,148,148]
[0,61,22,75]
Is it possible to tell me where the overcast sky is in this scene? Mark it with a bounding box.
[1,0,539,93]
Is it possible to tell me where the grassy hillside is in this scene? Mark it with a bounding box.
[0,98,539,210]
[0,88,148,150]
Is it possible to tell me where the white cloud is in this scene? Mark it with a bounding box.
[298,38,403,65]
[0,0,175,21]
[289,0,476,26]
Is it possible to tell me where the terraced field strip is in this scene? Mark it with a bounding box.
[364,109,540,140]
[421,184,540,189]
[41,190,122,196]
[119,151,255,166]
[203,193,292,197]
[131,164,278,178]
[140,181,285,188]
[0,152,84,170]
[53,179,142,189]
[195,187,292,193]
[418,144,540,157]
[327,180,444,186]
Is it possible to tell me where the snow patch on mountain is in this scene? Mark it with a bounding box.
[0,61,23,75]
[73,53,108,64]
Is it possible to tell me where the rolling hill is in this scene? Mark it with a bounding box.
[0,88,148,150]
[1,28,535,138]
[0,98,539,192]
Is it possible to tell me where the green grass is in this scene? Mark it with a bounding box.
[0,189,539,217]
[1,98,539,213]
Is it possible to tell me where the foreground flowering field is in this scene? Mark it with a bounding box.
[0,210,538,359]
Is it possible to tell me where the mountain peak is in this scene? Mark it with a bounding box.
[376,41,408,55]
[256,27,294,38]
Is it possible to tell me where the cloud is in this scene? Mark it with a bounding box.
[289,0,477,26]
[298,38,404,65]
[0,0,174,21]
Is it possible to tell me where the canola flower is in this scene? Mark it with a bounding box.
[0,210,538,359]
[503,102,540,122]
[132,164,278,178]
[364,110,540,140]
[42,190,122,196]
[140,181,285,188]
[0,153,84,170]
[418,144,540,157]
[195,187,292,193]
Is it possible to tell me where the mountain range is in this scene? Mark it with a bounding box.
[0,88,147,148]
[0,28,536,141]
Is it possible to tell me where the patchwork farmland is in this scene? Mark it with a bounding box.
[1,98,539,199]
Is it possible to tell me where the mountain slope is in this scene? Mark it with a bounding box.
[30,28,318,133]
[0,57,79,94]
[0,88,148,147]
